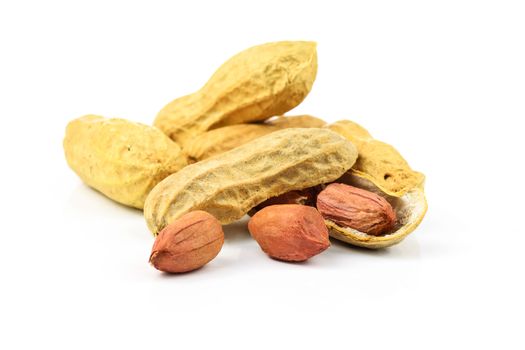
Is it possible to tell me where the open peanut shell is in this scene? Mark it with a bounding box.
[326,120,425,197]
[326,172,427,249]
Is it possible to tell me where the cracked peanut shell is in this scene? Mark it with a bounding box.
[154,41,318,146]
[63,115,187,209]
[326,120,425,197]
[325,172,427,249]
[144,128,357,235]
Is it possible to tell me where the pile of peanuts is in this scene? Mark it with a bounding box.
[63,41,427,273]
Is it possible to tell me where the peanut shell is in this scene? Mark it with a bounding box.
[326,120,425,197]
[63,115,187,209]
[184,115,326,162]
[144,128,358,235]
[184,124,279,163]
[154,41,318,146]
[266,115,325,129]
[325,172,427,249]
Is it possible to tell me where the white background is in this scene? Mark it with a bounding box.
[1,1,524,349]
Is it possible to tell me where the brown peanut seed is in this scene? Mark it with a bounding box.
[316,183,397,236]
[149,211,224,273]
[248,204,330,262]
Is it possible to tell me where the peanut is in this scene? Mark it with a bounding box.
[144,128,358,235]
[154,41,318,146]
[316,183,397,236]
[248,204,330,262]
[248,186,321,216]
[184,115,326,162]
[324,172,427,249]
[63,115,187,209]
[149,211,224,273]
[326,120,425,197]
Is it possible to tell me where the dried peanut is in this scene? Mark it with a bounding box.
[144,128,358,235]
[324,172,427,249]
[248,204,330,262]
[326,120,425,197]
[316,183,397,236]
[184,115,326,162]
[154,41,318,146]
[63,115,188,209]
[150,211,224,273]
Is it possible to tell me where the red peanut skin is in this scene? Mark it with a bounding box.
[248,186,322,215]
[316,183,396,236]
[248,204,330,262]
[150,211,224,273]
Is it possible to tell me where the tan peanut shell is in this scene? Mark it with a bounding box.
[326,120,425,197]
[184,115,326,162]
[154,41,318,146]
[325,172,427,249]
[184,124,279,163]
[63,115,187,209]
[144,128,358,235]
[266,115,325,129]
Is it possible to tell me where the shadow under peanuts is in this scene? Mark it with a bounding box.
[329,236,422,260]
[156,265,210,279]
[223,216,252,243]
[65,182,143,218]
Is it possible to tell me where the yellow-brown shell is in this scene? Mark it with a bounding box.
[63,115,187,209]
[326,120,425,197]
[266,115,326,128]
[184,115,326,162]
[154,41,318,146]
[184,124,279,162]
[326,173,427,249]
[144,128,358,235]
